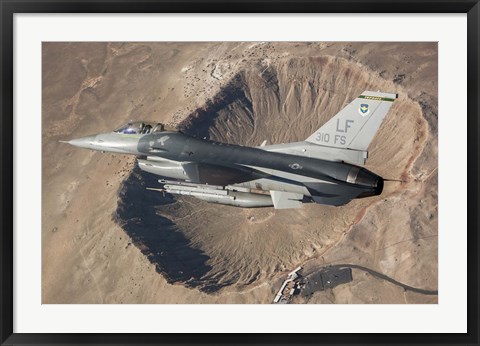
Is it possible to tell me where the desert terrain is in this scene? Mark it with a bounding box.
[42,42,437,303]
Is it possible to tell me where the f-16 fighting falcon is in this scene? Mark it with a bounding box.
[63,91,397,209]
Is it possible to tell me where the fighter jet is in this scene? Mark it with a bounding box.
[63,91,397,209]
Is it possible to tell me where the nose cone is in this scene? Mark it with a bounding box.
[64,135,97,149]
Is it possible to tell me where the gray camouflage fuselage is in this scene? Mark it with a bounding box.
[64,90,396,208]
[67,130,383,207]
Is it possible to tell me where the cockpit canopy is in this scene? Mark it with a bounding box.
[113,121,175,135]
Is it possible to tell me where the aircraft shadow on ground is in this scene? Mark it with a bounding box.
[115,167,240,293]
[115,167,215,291]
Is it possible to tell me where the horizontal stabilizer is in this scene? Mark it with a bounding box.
[270,191,303,209]
[305,182,364,206]
[310,195,353,207]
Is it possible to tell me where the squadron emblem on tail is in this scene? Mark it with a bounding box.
[359,103,370,116]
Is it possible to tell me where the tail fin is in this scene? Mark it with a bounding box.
[305,91,397,151]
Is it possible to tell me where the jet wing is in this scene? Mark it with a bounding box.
[182,162,268,186]
[138,157,268,186]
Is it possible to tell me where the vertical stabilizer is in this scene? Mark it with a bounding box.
[305,91,397,151]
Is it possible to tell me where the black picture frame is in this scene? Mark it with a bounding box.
[1,1,479,345]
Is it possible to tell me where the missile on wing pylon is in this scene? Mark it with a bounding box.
[148,185,274,208]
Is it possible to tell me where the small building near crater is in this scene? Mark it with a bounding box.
[300,267,353,297]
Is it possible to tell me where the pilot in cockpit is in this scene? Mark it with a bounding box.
[114,121,173,135]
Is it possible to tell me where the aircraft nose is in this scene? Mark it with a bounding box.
[64,135,97,149]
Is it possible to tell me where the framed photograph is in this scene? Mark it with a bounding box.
[1,0,479,345]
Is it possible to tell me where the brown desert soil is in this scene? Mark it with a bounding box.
[42,42,437,303]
